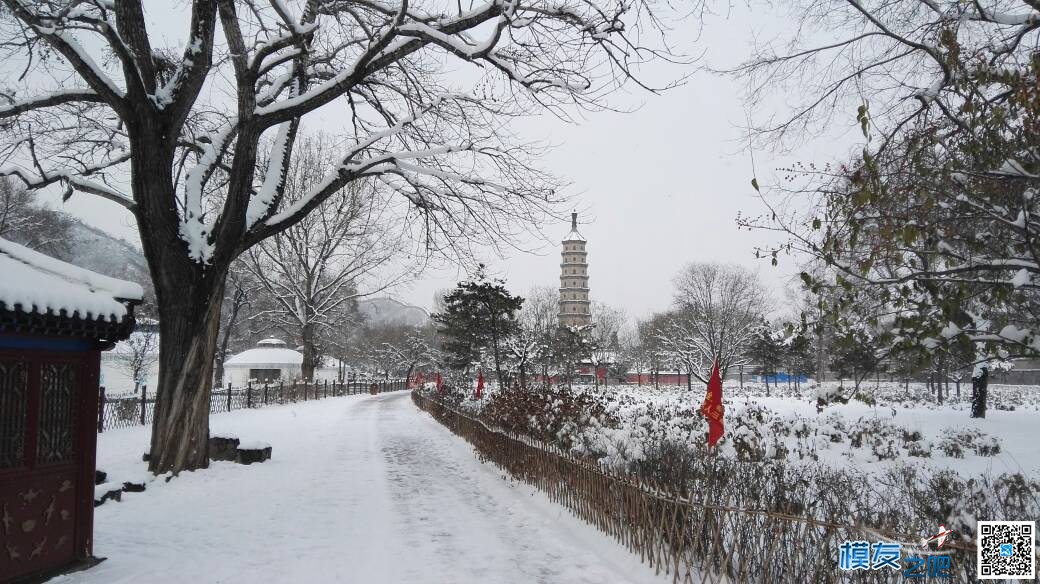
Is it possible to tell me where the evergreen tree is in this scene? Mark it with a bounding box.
[553,325,594,389]
[432,266,524,388]
[785,330,816,389]
[829,326,883,394]
[746,322,786,393]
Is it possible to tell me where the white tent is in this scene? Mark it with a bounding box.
[222,338,346,386]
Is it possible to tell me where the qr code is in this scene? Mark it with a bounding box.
[978,520,1035,580]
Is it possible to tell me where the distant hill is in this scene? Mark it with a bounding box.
[64,221,150,290]
[357,297,430,328]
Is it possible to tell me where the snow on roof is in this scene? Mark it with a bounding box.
[257,337,287,346]
[0,237,143,322]
[563,227,586,242]
[225,347,303,367]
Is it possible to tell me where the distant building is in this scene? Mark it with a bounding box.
[559,212,592,328]
[221,338,347,386]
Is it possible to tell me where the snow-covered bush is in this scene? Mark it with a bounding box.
[937,428,1001,458]
[418,382,1038,547]
[479,386,617,450]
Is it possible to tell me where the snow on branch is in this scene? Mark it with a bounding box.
[0,150,135,212]
[0,89,106,119]
[181,125,237,263]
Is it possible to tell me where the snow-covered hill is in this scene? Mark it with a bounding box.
[65,221,150,290]
[358,296,430,328]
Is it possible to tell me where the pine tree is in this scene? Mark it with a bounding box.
[432,266,524,388]
[746,323,785,394]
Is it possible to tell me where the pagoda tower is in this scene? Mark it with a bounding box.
[559,212,592,328]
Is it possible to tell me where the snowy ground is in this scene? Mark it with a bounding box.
[579,382,1040,477]
[57,392,667,584]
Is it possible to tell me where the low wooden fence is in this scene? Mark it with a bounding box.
[98,379,406,432]
[411,391,982,584]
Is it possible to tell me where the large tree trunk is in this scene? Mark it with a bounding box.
[301,322,317,380]
[148,281,226,474]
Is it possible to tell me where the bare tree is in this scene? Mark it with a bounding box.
[0,0,688,472]
[730,1,1040,150]
[519,285,560,389]
[117,319,160,390]
[396,326,440,385]
[505,324,539,390]
[356,323,436,381]
[213,266,255,387]
[587,300,626,387]
[667,263,769,383]
[734,3,1040,406]
[0,178,72,255]
[638,315,669,389]
[245,136,402,379]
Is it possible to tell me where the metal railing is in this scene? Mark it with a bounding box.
[98,378,406,432]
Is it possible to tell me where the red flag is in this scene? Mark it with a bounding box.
[475,370,484,399]
[436,372,444,394]
[699,360,725,448]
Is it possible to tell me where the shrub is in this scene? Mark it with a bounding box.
[938,428,1002,458]
[480,386,616,449]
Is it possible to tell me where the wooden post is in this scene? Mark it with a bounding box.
[324,379,328,399]
[226,382,232,412]
[263,382,269,405]
[279,380,284,404]
[97,386,106,433]
[247,381,253,409]
[139,384,147,426]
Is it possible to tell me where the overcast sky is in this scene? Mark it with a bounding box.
[33,3,857,320]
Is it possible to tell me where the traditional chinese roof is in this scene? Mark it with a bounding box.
[0,237,142,343]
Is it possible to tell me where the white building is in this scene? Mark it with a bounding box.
[221,338,347,386]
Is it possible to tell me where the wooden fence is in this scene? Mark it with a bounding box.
[98,378,406,432]
[411,391,983,584]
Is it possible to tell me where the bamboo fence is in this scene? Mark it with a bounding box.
[412,391,983,583]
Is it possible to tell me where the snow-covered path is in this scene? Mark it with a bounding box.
[61,392,666,584]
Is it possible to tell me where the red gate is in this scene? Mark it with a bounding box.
[0,349,100,582]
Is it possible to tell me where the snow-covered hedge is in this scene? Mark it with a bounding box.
[417,380,1039,546]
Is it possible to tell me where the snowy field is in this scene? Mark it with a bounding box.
[58,392,667,584]
[449,380,1040,481]
[594,381,1040,477]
